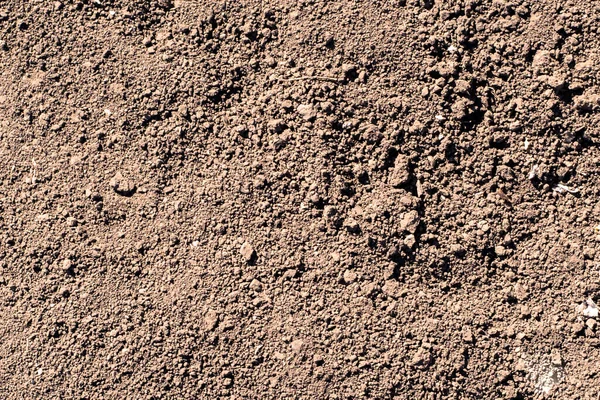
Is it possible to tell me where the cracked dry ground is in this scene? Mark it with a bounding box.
[1,0,600,399]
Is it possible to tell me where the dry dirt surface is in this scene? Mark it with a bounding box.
[1,0,600,399]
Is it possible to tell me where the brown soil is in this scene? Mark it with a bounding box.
[1,0,600,398]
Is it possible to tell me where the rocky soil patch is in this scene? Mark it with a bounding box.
[1,0,600,398]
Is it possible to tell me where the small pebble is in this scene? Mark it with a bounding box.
[550,349,562,367]
[343,217,360,233]
[496,369,511,383]
[297,104,316,121]
[572,321,585,335]
[586,318,597,330]
[343,270,357,284]
[583,299,599,317]
[341,63,357,79]
[61,259,72,272]
[290,339,303,353]
[462,326,474,343]
[404,234,416,249]
[240,242,256,262]
[400,210,420,234]
[204,309,219,331]
[249,279,263,291]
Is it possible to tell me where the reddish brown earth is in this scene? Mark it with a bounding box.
[1,0,600,398]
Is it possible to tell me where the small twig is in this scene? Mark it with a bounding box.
[281,76,343,83]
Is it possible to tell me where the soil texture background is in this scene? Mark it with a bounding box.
[1,0,600,398]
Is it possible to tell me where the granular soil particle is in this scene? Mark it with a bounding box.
[1,0,600,399]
